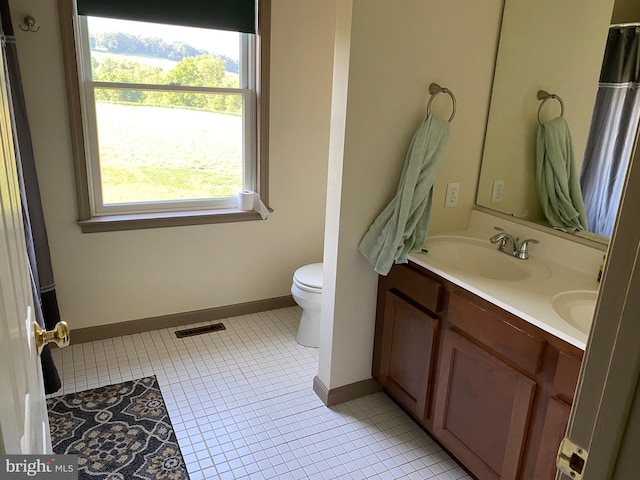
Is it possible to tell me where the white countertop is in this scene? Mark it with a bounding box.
[407,210,605,350]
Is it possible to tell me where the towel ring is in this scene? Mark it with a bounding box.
[537,90,564,126]
[427,83,456,123]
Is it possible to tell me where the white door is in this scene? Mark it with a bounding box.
[559,127,640,478]
[0,43,51,455]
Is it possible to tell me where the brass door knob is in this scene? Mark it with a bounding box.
[34,321,70,354]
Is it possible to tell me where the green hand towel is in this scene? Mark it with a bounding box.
[536,117,588,232]
[359,114,450,275]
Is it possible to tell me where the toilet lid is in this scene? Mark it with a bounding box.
[294,263,323,289]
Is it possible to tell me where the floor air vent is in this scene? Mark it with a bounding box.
[175,323,226,338]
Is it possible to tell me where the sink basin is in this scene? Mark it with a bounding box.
[419,236,547,281]
[551,290,597,335]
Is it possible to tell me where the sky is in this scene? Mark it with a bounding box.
[87,16,240,60]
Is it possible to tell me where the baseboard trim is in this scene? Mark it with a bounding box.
[313,375,382,407]
[70,295,296,345]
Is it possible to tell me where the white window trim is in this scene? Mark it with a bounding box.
[76,16,256,216]
[58,0,271,232]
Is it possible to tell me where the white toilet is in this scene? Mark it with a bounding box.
[291,263,323,347]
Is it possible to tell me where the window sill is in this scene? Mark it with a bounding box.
[78,208,271,233]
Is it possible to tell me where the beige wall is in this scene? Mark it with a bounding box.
[611,0,640,23]
[476,0,615,221]
[10,0,335,329]
[319,0,503,389]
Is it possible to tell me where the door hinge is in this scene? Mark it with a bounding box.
[557,437,588,479]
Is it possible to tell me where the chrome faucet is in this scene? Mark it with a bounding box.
[490,227,539,260]
[490,227,519,255]
[515,238,539,260]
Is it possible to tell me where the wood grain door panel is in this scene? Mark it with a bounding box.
[532,397,571,479]
[379,291,439,421]
[434,328,537,479]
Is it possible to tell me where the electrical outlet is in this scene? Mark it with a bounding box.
[491,180,505,203]
[445,182,460,208]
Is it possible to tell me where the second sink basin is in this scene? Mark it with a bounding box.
[551,290,598,335]
[420,235,549,282]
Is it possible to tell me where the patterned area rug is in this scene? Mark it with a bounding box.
[47,376,189,480]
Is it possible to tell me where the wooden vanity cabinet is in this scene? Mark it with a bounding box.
[373,263,584,480]
[374,263,444,424]
[433,291,546,479]
[378,291,439,421]
[531,351,582,479]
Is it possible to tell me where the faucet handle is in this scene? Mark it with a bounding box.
[520,238,539,246]
[490,226,506,241]
[490,227,509,248]
[517,238,539,260]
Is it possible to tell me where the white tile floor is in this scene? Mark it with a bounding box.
[50,306,471,480]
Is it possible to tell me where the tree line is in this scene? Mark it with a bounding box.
[90,32,238,73]
[91,35,242,116]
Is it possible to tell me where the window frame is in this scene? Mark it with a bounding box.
[58,0,271,233]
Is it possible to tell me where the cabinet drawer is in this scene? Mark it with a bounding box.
[448,291,546,375]
[387,264,443,313]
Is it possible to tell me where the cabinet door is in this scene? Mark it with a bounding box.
[434,329,537,480]
[378,291,439,422]
[532,397,571,480]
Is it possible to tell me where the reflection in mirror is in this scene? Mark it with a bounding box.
[536,91,589,233]
[580,24,640,237]
[476,0,640,244]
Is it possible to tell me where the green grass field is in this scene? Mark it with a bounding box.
[96,103,243,205]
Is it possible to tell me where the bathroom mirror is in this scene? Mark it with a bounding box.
[476,0,638,244]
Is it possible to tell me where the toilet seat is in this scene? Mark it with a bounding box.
[293,263,323,294]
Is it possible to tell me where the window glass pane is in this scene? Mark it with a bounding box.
[87,16,240,88]
[94,90,243,205]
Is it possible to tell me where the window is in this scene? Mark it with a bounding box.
[59,0,270,232]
